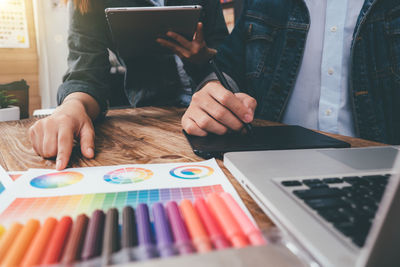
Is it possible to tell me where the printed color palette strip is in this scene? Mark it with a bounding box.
[0,185,223,226]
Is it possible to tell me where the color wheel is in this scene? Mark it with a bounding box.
[170,165,214,179]
[30,172,84,189]
[104,167,153,184]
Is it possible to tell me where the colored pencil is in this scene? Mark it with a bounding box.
[165,201,194,254]
[122,206,137,248]
[220,192,266,246]
[152,202,176,257]
[194,198,230,249]
[41,216,73,265]
[207,193,249,248]
[81,210,105,261]
[0,226,4,241]
[0,223,23,262]
[21,217,57,267]
[61,214,89,264]
[180,199,212,252]
[136,203,157,260]
[102,208,119,265]
[2,219,40,267]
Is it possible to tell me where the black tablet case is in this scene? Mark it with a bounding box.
[184,125,350,159]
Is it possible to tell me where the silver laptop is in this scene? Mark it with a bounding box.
[224,146,400,267]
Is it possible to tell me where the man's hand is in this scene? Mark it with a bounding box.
[182,81,257,136]
[28,93,100,170]
[157,22,216,65]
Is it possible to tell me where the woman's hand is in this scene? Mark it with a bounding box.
[157,22,216,65]
[28,93,100,170]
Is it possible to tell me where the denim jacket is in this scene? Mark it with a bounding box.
[212,0,400,144]
[57,0,228,112]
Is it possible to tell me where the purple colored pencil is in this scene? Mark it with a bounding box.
[135,203,158,260]
[81,210,105,261]
[152,203,176,257]
[165,201,194,254]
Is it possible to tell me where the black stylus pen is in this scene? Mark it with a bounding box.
[209,58,254,134]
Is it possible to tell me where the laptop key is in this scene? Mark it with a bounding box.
[306,183,329,189]
[318,209,350,223]
[305,198,348,210]
[294,188,343,199]
[302,179,322,186]
[322,178,343,184]
[281,180,302,187]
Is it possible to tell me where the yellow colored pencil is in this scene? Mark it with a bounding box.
[0,223,23,262]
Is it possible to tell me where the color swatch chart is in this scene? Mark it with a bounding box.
[0,193,266,267]
[0,185,223,226]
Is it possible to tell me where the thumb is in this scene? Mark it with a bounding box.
[79,121,95,159]
[194,22,204,42]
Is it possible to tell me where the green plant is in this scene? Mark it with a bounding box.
[0,90,18,109]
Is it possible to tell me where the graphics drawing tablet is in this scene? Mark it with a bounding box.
[183,125,351,159]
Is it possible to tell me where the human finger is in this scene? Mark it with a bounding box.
[28,122,44,156]
[198,95,243,131]
[166,31,192,50]
[156,38,190,58]
[235,93,257,119]
[188,107,228,135]
[182,114,208,136]
[79,121,95,159]
[194,22,204,42]
[41,124,58,159]
[212,89,254,123]
[56,126,74,170]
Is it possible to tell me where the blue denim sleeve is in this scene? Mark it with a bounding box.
[57,2,112,114]
[212,0,248,93]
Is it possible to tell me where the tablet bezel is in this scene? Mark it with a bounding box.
[105,5,203,59]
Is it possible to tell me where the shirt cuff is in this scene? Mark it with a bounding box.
[195,72,240,93]
[57,80,109,119]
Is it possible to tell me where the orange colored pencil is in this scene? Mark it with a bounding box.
[20,217,58,267]
[1,219,40,267]
[180,199,212,252]
[41,216,73,265]
[0,223,23,263]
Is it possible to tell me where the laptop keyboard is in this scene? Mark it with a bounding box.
[281,174,390,247]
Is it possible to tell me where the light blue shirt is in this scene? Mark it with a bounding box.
[282,0,364,137]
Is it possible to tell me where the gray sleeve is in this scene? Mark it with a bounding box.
[57,2,112,115]
[195,72,240,93]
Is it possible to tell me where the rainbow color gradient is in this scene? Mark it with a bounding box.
[30,172,84,189]
[0,185,224,226]
[104,167,153,184]
[170,165,214,179]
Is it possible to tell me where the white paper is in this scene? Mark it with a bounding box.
[0,159,253,225]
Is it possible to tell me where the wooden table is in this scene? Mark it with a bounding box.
[0,107,385,230]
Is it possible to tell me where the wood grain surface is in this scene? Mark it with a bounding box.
[0,107,386,230]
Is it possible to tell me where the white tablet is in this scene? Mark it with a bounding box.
[105,5,202,58]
